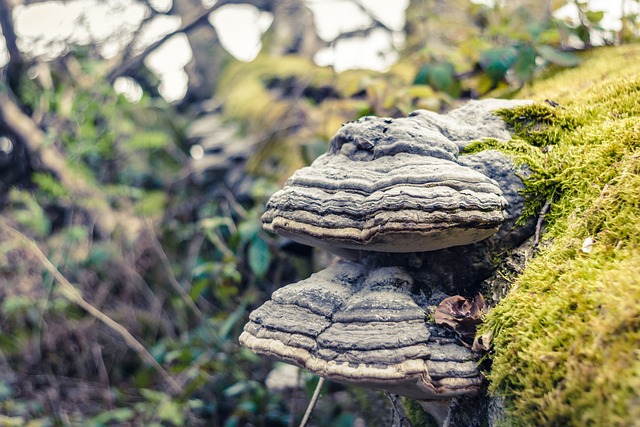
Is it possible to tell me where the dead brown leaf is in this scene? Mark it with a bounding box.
[434,294,487,347]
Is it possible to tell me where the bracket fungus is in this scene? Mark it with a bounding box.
[239,262,483,400]
[262,104,517,257]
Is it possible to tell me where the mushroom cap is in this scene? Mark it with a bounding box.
[239,261,483,400]
[262,114,507,254]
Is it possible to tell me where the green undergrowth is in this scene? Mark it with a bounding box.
[473,44,640,426]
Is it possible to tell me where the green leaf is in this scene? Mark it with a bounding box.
[139,388,166,402]
[513,45,537,83]
[0,333,18,353]
[150,342,167,364]
[124,131,168,151]
[222,263,242,283]
[237,220,260,245]
[586,10,604,24]
[406,85,436,99]
[224,415,240,427]
[535,45,581,67]
[224,381,250,398]
[64,225,88,242]
[8,189,51,237]
[250,178,279,201]
[199,217,234,231]
[187,399,204,410]
[0,416,25,427]
[479,47,518,83]
[536,28,562,45]
[413,64,431,85]
[32,172,70,200]
[135,190,166,216]
[238,400,257,413]
[85,244,115,267]
[157,401,184,426]
[248,236,271,277]
[476,74,496,95]
[218,300,248,341]
[189,277,209,300]
[575,24,591,44]
[88,408,135,426]
[428,62,460,97]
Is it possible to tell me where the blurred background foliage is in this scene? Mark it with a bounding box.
[0,0,638,425]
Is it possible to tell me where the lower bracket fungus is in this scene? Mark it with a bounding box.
[239,262,483,414]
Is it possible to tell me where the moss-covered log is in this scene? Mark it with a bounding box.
[478,44,640,426]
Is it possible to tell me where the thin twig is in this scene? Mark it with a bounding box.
[289,368,302,427]
[385,392,413,427]
[386,392,398,426]
[532,198,552,250]
[120,0,164,61]
[145,224,204,320]
[0,0,27,89]
[299,377,325,427]
[1,221,182,396]
[0,0,20,62]
[174,349,214,389]
[220,184,249,220]
[107,0,239,83]
[181,230,205,289]
[145,222,222,344]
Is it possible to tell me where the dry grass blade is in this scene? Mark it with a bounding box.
[299,376,324,427]
[0,221,182,396]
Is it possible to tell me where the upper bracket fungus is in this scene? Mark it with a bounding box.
[262,104,518,257]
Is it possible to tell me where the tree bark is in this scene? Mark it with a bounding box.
[0,0,27,93]
[262,0,322,59]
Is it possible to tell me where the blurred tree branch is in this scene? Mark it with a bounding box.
[0,89,120,237]
[329,0,393,43]
[2,0,402,103]
[0,0,27,92]
[107,2,223,84]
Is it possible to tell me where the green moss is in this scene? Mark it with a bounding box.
[464,135,553,225]
[481,44,640,426]
[495,103,580,147]
[403,398,438,427]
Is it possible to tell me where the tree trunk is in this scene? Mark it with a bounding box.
[172,0,232,103]
[262,0,322,60]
